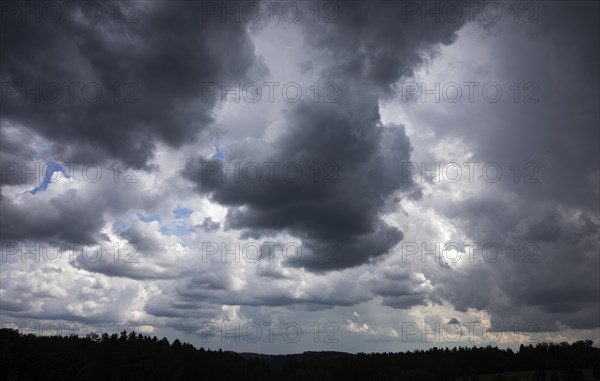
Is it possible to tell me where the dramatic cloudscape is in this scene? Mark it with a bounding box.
[0,0,598,354]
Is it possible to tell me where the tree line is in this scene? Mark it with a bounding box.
[0,328,598,380]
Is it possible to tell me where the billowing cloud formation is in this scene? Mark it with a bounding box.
[378,0,599,332]
[0,1,262,173]
[184,101,412,271]
[183,1,470,271]
[1,0,598,353]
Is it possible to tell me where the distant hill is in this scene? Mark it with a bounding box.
[239,351,353,370]
[240,351,352,360]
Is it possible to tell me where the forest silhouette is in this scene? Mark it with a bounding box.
[0,328,598,380]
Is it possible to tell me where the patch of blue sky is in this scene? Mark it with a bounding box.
[113,219,130,233]
[211,144,225,160]
[159,220,190,247]
[29,162,69,195]
[173,206,193,219]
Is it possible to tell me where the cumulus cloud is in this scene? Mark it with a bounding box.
[1,0,598,352]
[182,1,471,271]
[0,1,263,170]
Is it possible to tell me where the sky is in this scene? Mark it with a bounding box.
[0,0,598,354]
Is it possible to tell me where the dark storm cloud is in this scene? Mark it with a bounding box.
[513,211,598,244]
[380,0,599,331]
[428,1,599,214]
[2,0,597,344]
[0,189,104,242]
[184,102,411,271]
[0,1,262,170]
[533,1,599,84]
[297,1,468,96]
[184,1,469,271]
[428,196,599,330]
[0,127,38,186]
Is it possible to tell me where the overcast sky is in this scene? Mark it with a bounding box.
[1,0,598,354]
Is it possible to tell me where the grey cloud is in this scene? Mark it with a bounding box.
[413,1,600,330]
[297,1,468,95]
[1,0,598,349]
[369,267,430,309]
[0,1,261,169]
[184,105,411,271]
[0,190,105,243]
[0,171,164,244]
[513,211,598,244]
[183,1,470,271]
[197,217,220,233]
